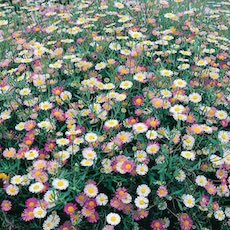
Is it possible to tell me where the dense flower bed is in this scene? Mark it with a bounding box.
[0,0,229,229]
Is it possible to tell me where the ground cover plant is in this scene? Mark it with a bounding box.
[0,0,229,229]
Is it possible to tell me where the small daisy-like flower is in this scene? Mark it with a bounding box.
[160,89,172,98]
[52,178,69,190]
[182,194,195,208]
[157,185,168,198]
[29,182,44,193]
[95,62,107,70]
[195,175,207,187]
[134,150,147,162]
[136,184,151,197]
[39,101,53,110]
[60,91,72,101]
[1,200,12,212]
[85,132,98,143]
[146,143,160,154]
[160,69,173,77]
[33,207,47,219]
[133,123,148,134]
[19,88,31,96]
[164,13,178,20]
[178,63,190,70]
[225,207,230,218]
[196,59,207,66]
[150,219,165,230]
[120,80,133,89]
[129,30,144,39]
[21,208,35,222]
[189,93,202,103]
[214,209,225,221]
[136,164,148,175]
[173,79,187,88]
[81,159,94,167]
[25,149,39,160]
[134,196,149,209]
[11,175,22,185]
[175,170,186,182]
[173,113,187,121]
[104,119,119,129]
[84,184,98,197]
[133,72,147,83]
[121,194,132,204]
[180,50,192,56]
[215,110,228,120]
[170,104,185,114]
[96,193,108,206]
[146,130,158,140]
[56,138,70,146]
[181,151,195,161]
[44,190,58,208]
[82,148,97,160]
[109,42,121,51]
[49,60,62,69]
[106,212,121,226]
[43,213,60,230]
[64,203,77,216]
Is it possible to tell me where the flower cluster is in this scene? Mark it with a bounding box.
[0,0,229,229]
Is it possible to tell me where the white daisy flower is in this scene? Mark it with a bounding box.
[134,196,149,209]
[106,212,121,226]
[80,159,94,167]
[215,110,228,120]
[189,93,202,103]
[181,151,196,161]
[160,69,173,77]
[10,175,22,185]
[33,207,47,219]
[96,193,108,206]
[56,138,70,146]
[214,210,225,221]
[52,178,69,190]
[25,149,39,160]
[5,184,19,196]
[146,130,158,140]
[136,184,151,197]
[136,164,148,175]
[133,122,148,134]
[85,132,98,142]
[120,80,133,89]
[173,79,187,88]
[29,182,44,193]
[182,194,195,208]
[195,175,208,187]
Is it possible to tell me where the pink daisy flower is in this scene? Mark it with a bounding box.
[150,219,165,230]
[121,160,135,173]
[81,207,95,217]
[64,202,77,216]
[85,199,97,209]
[115,187,128,200]
[75,192,87,206]
[58,222,72,230]
[132,96,144,106]
[21,208,35,222]
[25,198,39,209]
[1,200,12,212]
[157,185,168,198]
[145,117,160,129]
[179,213,193,230]
[87,211,99,223]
